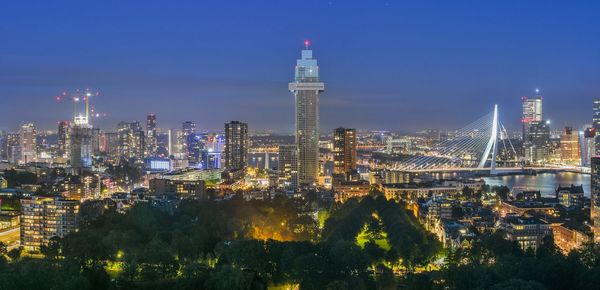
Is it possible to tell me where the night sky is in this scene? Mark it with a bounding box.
[1,1,599,133]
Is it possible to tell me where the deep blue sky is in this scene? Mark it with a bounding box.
[1,1,599,133]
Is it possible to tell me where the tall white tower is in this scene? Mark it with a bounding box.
[289,42,324,187]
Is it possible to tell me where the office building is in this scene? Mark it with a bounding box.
[146,114,158,157]
[593,99,600,155]
[333,127,357,176]
[5,133,20,164]
[98,132,119,157]
[278,144,298,189]
[117,121,145,161]
[70,125,93,170]
[57,121,71,159]
[522,90,544,163]
[168,128,186,158]
[560,127,580,166]
[289,44,324,187]
[223,121,248,172]
[524,121,550,164]
[20,197,80,251]
[582,127,595,167]
[19,123,37,164]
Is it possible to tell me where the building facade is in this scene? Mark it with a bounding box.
[278,144,298,189]
[19,123,37,164]
[289,46,324,187]
[117,121,145,162]
[223,121,248,172]
[57,121,71,159]
[333,127,357,176]
[146,114,157,157]
[20,197,80,251]
[560,126,580,166]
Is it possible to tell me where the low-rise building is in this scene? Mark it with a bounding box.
[333,180,370,202]
[556,184,585,208]
[552,222,592,254]
[501,215,552,251]
[149,178,206,200]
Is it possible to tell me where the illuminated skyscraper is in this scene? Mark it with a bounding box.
[333,127,357,176]
[117,121,145,161]
[522,90,546,163]
[19,123,37,164]
[524,121,550,164]
[560,127,580,166]
[593,99,600,155]
[146,114,157,157]
[582,127,596,167]
[57,121,71,159]
[223,121,248,171]
[289,42,324,187]
[70,90,93,172]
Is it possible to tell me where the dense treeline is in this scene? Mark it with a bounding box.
[401,233,600,290]
[5,193,600,289]
[0,195,441,289]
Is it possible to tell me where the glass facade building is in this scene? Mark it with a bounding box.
[289,48,324,187]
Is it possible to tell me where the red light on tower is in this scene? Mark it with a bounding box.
[304,40,310,49]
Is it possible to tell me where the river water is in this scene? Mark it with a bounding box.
[483,172,591,198]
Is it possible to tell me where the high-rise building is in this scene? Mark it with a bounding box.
[57,121,71,159]
[182,121,197,158]
[594,99,600,155]
[98,132,119,157]
[522,90,544,163]
[19,123,37,164]
[524,121,550,164]
[70,91,94,172]
[560,127,580,166]
[333,127,357,176]
[182,121,196,137]
[146,114,157,157]
[289,43,324,187]
[20,197,79,251]
[223,121,248,171]
[168,128,186,158]
[5,133,20,164]
[278,144,298,189]
[591,157,600,242]
[581,127,596,167]
[117,122,145,161]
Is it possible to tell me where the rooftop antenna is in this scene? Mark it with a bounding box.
[304,39,310,50]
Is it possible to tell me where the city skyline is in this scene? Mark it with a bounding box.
[1,1,600,132]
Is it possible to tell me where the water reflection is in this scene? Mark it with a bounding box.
[483,172,590,197]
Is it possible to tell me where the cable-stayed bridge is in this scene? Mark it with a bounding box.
[393,105,519,173]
